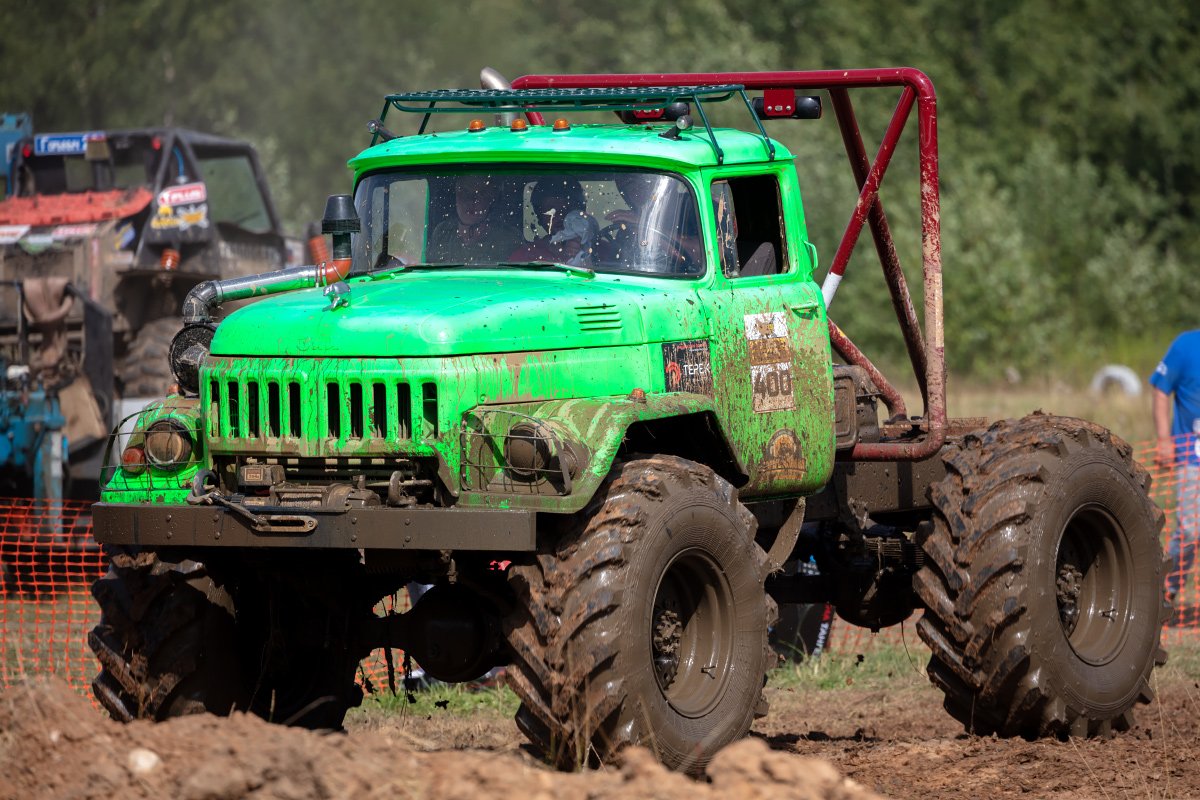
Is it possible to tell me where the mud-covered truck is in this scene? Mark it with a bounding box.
[88,69,1170,773]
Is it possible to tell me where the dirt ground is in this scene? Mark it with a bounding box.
[0,677,878,800]
[1,658,1197,800]
[755,677,1200,799]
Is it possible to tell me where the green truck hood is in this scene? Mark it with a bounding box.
[209,268,707,357]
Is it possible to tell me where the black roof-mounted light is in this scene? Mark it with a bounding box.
[752,90,823,120]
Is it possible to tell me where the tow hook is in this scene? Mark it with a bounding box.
[185,470,316,533]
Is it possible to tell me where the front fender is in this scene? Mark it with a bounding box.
[458,392,746,513]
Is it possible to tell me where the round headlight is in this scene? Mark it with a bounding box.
[144,419,194,470]
[503,423,552,479]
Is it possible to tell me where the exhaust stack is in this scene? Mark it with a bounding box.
[169,194,360,394]
[480,67,517,127]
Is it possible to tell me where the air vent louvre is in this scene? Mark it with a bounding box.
[575,304,622,331]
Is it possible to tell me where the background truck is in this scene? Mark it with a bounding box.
[0,126,293,500]
[87,68,1170,774]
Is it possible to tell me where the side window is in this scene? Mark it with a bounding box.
[357,177,429,271]
[709,174,788,279]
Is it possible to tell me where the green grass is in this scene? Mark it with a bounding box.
[768,640,1200,696]
[769,645,931,693]
[1160,641,1200,680]
[349,678,521,722]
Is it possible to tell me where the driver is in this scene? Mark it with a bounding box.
[605,173,702,272]
[428,175,524,264]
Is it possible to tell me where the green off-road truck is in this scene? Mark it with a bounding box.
[87,68,1171,773]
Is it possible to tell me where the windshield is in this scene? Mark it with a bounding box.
[195,150,272,231]
[351,167,704,277]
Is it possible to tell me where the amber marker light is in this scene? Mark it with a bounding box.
[511,118,529,132]
[553,119,571,131]
[467,119,486,132]
[121,445,146,475]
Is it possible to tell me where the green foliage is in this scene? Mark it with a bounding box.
[1,0,1196,376]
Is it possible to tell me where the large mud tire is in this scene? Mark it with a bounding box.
[88,547,242,722]
[915,415,1171,738]
[504,455,771,773]
[117,318,180,398]
[89,547,363,729]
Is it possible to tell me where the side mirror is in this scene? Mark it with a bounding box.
[752,92,823,120]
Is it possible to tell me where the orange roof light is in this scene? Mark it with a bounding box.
[467,119,486,132]
[553,118,571,131]
[510,118,529,132]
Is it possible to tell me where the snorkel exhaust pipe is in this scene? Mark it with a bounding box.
[480,67,517,127]
[170,194,360,394]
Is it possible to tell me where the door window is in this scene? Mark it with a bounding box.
[710,174,788,279]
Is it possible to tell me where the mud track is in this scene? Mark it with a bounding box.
[2,666,1198,799]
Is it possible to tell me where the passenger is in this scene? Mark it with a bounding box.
[428,176,523,264]
[509,178,599,267]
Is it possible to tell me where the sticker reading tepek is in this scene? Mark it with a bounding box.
[744,312,796,413]
[662,339,714,396]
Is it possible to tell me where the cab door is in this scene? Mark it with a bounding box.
[698,168,833,499]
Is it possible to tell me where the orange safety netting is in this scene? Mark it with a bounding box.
[1,435,1198,703]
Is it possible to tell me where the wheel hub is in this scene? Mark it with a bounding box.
[652,606,682,688]
[1055,506,1133,665]
[1056,563,1083,636]
[648,548,736,718]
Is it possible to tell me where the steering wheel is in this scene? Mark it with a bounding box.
[598,222,700,275]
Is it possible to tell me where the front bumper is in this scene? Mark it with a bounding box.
[91,502,536,551]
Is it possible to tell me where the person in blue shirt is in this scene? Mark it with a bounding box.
[1150,329,1200,601]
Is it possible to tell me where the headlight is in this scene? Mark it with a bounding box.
[503,423,551,479]
[502,422,579,484]
[143,419,195,470]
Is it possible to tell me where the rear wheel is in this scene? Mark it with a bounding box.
[915,415,1170,738]
[504,455,770,773]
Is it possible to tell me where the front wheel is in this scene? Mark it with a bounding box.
[89,547,366,729]
[915,415,1170,738]
[504,455,770,773]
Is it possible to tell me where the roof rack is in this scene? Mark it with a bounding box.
[373,85,774,165]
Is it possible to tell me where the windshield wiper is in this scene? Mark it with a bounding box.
[368,261,465,276]
[368,260,596,279]
[497,261,596,279]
